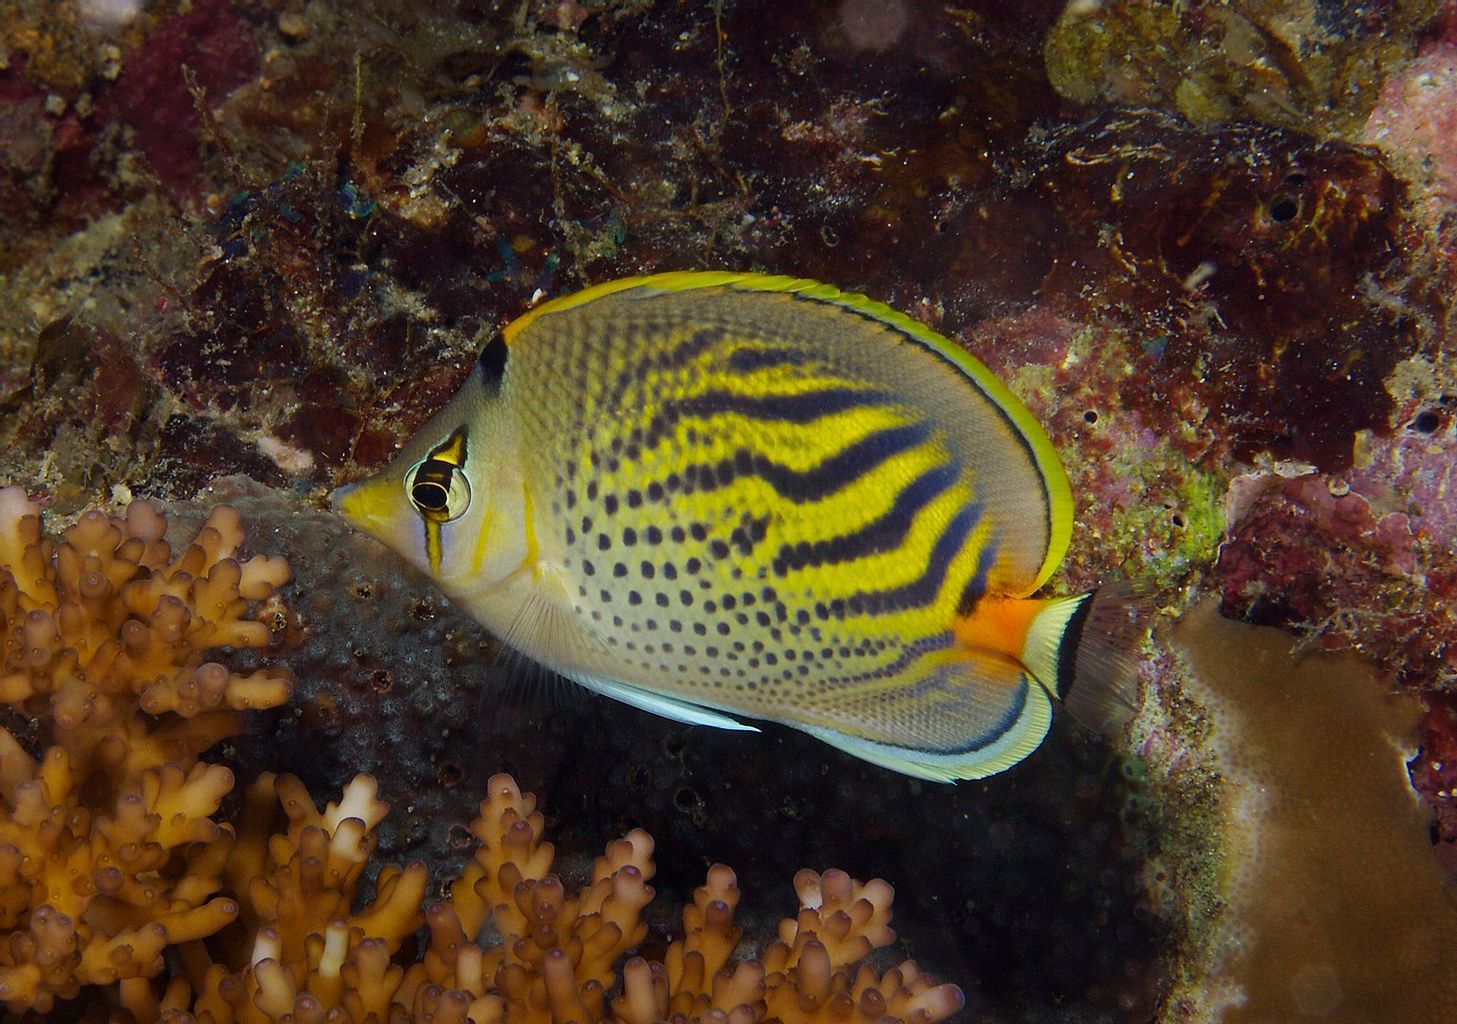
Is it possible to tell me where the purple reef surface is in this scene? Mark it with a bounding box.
[2,1,1456,1022]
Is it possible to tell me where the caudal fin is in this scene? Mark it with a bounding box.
[1021,581,1146,735]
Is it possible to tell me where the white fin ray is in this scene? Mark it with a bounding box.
[560,670,760,732]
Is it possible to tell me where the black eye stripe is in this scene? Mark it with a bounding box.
[412,458,456,491]
[476,331,508,388]
[425,425,470,468]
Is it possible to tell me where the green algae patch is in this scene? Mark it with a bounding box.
[1110,451,1225,594]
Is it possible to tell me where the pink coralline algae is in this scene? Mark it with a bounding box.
[1218,462,1454,685]
[1364,12,1457,225]
[99,0,260,196]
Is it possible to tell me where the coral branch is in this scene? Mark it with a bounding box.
[0,491,962,1022]
[0,490,293,1014]
[176,771,963,1024]
[0,490,293,788]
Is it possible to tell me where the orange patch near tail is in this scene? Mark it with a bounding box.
[952,597,1041,661]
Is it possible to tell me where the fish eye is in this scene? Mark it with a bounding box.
[407,458,471,522]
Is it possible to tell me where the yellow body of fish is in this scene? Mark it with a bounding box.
[333,272,1139,781]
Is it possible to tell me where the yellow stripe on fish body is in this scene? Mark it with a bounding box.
[331,272,1141,781]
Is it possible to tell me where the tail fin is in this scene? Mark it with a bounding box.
[1021,581,1146,735]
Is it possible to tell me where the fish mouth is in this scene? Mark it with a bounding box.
[328,476,392,538]
[327,480,356,514]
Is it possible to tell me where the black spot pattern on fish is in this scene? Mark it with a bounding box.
[491,278,1067,771]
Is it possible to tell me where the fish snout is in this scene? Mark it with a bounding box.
[328,480,357,515]
[328,474,395,536]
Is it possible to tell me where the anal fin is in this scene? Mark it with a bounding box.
[793,650,1053,782]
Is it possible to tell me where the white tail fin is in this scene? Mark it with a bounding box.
[1023,581,1146,735]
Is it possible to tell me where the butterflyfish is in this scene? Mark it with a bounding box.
[331,272,1142,781]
